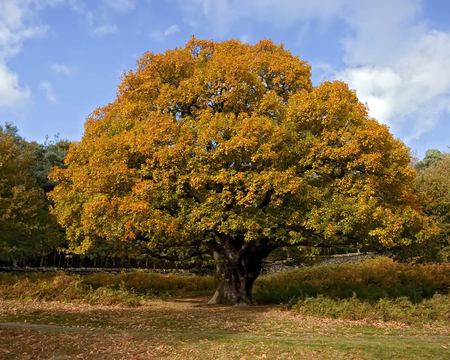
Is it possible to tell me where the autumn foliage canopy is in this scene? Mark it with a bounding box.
[50,39,431,304]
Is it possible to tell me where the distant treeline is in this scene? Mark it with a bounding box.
[0,251,210,270]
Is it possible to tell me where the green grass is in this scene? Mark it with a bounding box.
[1,261,449,358]
[0,298,449,359]
[1,257,449,313]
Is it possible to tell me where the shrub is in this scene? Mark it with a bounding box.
[293,294,450,324]
[83,286,143,306]
[82,271,214,295]
[254,257,450,304]
[0,270,214,304]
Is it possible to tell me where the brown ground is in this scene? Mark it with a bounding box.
[1,298,449,359]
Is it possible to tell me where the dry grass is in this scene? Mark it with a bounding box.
[2,257,449,308]
[1,298,449,359]
[255,257,450,303]
[293,294,450,324]
[0,271,214,306]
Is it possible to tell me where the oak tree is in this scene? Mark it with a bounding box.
[50,39,430,304]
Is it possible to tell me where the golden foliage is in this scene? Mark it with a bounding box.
[50,38,430,254]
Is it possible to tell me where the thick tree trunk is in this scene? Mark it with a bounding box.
[208,256,249,305]
[208,236,273,305]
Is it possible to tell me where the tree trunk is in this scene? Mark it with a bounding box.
[208,237,273,305]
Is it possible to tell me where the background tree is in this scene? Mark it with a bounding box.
[415,149,446,169]
[50,39,431,304]
[409,150,449,261]
[0,124,62,264]
[32,136,71,193]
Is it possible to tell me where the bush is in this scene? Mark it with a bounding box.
[82,271,214,295]
[0,270,214,305]
[254,257,450,304]
[293,294,450,324]
[83,286,143,306]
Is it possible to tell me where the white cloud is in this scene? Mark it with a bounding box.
[0,0,132,113]
[178,0,450,141]
[341,0,423,66]
[0,0,48,112]
[164,24,180,37]
[93,24,118,36]
[0,63,30,109]
[338,67,402,123]
[150,24,180,41]
[0,1,48,60]
[63,0,119,37]
[50,63,71,76]
[40,81,57,104]
[338,2,450,139]
[103,0,135,13]
[178,0,348,36]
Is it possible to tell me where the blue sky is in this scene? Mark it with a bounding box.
[1,0,449,158]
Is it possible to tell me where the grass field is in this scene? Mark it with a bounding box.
[2,258,449,359]
[1,297,449,359]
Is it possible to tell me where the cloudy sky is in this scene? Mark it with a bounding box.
[1,0,449,157]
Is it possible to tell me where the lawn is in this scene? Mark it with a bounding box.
[1,297,449,359]
[2,259,449,359]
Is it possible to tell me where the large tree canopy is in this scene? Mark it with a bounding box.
[50,39,430,304]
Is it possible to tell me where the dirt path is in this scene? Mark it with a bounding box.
[1,298,449,359]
